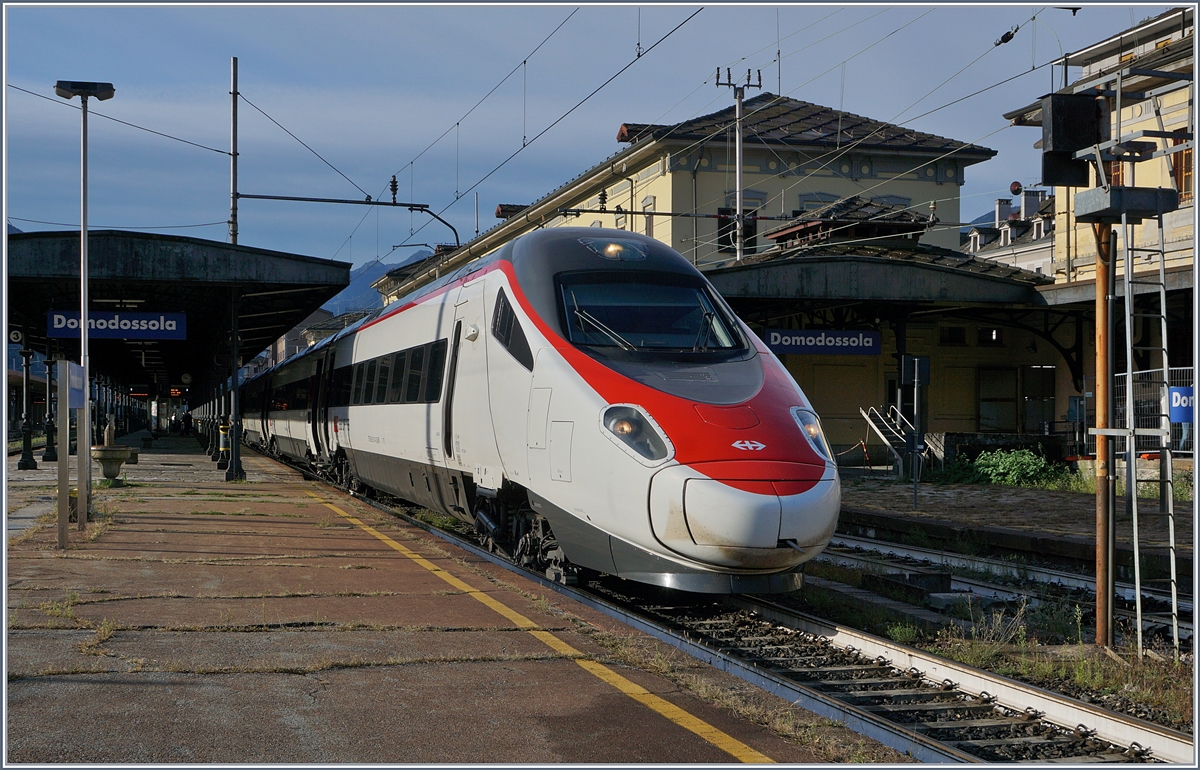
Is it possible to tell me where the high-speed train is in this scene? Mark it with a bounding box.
[211,227,840,593]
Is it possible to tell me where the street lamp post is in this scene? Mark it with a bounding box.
[55,80,114,526]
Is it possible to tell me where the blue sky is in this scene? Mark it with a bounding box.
[4,3,1170,268]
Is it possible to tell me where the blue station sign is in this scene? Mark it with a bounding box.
[47,311,187,340]
[1169,386,1194,423]
[765,329,881,356]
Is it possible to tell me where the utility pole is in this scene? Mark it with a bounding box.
[230,56,238,245]
[1093,221,1114,648]
[717,68,761,262]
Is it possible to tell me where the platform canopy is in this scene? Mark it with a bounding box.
[7,230,351,395]
[705,240,1052,311]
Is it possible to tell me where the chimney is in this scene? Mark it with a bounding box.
[994,198,1012,228]
[1021,190,1043,220]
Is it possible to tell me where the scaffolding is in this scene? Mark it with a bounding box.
[1074,59,1192,658]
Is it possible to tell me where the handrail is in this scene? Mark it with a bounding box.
[859,407,904,464]
[887,404,916,434]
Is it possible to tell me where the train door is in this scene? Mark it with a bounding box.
[308,356,325,461]
[442,278,501,481]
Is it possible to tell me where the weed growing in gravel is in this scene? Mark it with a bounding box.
[38,591,81,619]
[78,618,118,655]
[885,623,922,645]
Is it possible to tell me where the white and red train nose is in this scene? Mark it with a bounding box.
[649,460,840,571]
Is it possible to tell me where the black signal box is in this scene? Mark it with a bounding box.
[1041,94,1101,152]
[1040,94,1100,187]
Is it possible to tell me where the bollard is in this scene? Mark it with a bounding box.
[216,423,230,470]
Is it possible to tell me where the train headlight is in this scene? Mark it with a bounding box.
[601,405,671,463]
[791,407,833,463]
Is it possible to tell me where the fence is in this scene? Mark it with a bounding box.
[1098,367,1194,455]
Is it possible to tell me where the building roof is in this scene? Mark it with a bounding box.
[706,238,1052,307]
[1064,7,1192,68]
[737,238,1052,285]
[763,195,932,243]
[618,92,997,160]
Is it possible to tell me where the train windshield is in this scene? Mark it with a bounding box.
[558,273,742,352]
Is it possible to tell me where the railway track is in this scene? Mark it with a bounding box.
[821,536,1194,643]
[264,448,1194,763]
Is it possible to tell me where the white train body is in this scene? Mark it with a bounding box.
[231,228,840,593]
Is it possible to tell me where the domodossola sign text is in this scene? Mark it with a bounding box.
[765,329,880,355]
[47,311,187,340]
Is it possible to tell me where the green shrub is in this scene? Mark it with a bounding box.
[972,448,1068,487]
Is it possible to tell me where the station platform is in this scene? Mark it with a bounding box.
[5,435,893,764]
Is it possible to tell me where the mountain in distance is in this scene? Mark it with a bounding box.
[960,210,994,234]
[322,248,432,315]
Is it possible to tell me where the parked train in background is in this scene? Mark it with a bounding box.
[197,228,840,593]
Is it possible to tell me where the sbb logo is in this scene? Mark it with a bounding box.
[732,440,766,451]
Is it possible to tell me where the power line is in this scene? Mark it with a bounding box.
[394,7,702,250]
[388,7,579,181]
[6,83,228,155]
[239,92,371,199]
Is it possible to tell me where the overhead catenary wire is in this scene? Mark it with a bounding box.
[238,91,371,200]
[334,8,580,258]
[393,6,702,250]
[7,83,228,155]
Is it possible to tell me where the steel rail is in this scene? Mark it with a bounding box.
[732,595,1195,764]
[817,545,1195,640]
[829,535,1194,613]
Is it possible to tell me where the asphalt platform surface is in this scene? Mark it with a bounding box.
[6,432,871,764]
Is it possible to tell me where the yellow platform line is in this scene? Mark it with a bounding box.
[305,491,773,764]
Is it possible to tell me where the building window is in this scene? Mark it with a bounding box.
[1000,227,1011,247]
[1102,159,1124,186]
[1032,219,1044,240]
[1023,365,1057,433]
[939,326,967,346]
[1173,132,1193,204]
[642,196,655,239]
[978,367,1018,432]
[978,327,1005,347]
[717,207,758,253]
[614,208,626,230]
[969,232,980,253]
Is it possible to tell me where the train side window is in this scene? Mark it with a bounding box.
[389,351,407,402]
[375,355,391,404]
[352,363,365,405]
[363,360,378,404]
[424,339,448,402]
[337,366,353,407]
[405,345,426,403]
[491,288,534,371]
